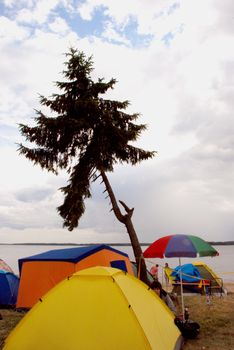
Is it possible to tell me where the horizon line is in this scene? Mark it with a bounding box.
[0,241,234,246]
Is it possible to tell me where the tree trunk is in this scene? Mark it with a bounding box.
[124,216,149,284]
[100,170,149,285]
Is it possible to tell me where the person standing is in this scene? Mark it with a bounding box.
[164,262,170,286]
[150,264,159,280]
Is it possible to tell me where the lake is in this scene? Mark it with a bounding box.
[0,244,233,283]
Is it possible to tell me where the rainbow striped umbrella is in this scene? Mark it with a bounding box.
[143,234,219,258]
[143,234,219,320]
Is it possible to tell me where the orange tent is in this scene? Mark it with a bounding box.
[16,244,133,309]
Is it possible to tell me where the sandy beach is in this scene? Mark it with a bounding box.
[223,282,234,293]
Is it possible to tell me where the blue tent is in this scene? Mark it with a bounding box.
[171,263,201,283]
[0,270,19,307]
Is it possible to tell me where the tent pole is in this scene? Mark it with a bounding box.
[179,258,185,321]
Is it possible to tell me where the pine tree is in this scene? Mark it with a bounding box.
[18,48,156,283]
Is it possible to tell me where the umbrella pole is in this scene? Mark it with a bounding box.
[179,258,185,321]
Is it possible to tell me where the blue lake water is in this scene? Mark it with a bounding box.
[1,244,233,283]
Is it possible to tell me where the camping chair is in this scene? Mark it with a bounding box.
[209,277,224,297]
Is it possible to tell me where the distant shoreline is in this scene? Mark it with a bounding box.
[0,241,233,246]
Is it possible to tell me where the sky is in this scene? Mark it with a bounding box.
[0,0,234,244]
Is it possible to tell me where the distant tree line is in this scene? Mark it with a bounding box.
[208,241,234,246]
[1,241,234,246]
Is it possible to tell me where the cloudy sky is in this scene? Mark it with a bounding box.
[0,0,234,244]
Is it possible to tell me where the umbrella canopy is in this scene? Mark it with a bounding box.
[143,234,219,320]
[143,234,219,259]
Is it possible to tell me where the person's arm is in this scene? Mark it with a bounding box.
[164,294,177,315]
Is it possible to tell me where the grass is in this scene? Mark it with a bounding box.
[0,293,233,349]
[182,292,234,350]
[0,309,24,349]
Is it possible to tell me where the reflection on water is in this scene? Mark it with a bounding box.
[0,244,233,282]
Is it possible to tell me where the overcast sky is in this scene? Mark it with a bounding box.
[0,0,234,244]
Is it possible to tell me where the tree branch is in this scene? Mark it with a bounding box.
[119,200,134,218]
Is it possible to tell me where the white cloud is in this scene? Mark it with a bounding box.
[0,0,234,244]
[77,0,176,34]
[0,16,29,43]
[16,0,61,25]
[48,17,70,34]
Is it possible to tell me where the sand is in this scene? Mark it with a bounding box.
[224,282,234,293]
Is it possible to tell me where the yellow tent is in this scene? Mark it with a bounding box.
[193,261,225,294]
[3,267,182,350]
